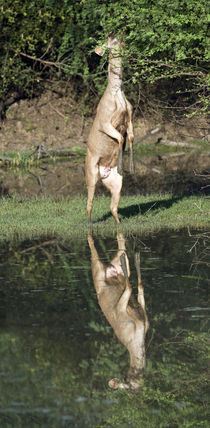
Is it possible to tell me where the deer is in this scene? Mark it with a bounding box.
[88,233,149,390]
[85,33,134,224]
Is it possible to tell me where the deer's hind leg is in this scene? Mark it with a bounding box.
[101,166,122,223]
[85,151,100,222]
[135,252,149,332]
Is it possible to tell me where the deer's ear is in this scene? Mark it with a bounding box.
[95,46,105,56]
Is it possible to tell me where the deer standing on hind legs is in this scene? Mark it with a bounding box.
[85,33,134,224]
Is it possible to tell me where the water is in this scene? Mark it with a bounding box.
[0,230,209,427]
[0,152,209,200]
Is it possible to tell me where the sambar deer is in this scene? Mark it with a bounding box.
[88,234,149,390]
[85,33,134,224]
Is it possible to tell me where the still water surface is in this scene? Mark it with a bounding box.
[0,230,209,427]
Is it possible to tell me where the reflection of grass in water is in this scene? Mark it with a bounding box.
[102,331,209,428]
[0,193,209,242]
[0,319,208,427]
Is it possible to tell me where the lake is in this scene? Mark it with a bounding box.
[0,230,209,427]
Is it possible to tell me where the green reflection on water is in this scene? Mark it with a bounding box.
[0,231,209,427]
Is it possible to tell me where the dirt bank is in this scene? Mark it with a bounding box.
[0,88,209,154]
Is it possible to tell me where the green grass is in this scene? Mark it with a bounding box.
[0,194,209,242]
[0,146,86,168]
[133,139,210,158]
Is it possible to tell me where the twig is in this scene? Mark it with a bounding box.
[49,148,82,157]
[40,38,53,60]
[41,247,54,265]
[135,159,162,174]
[161,139,198,148]
[12,49,61,69]
[29,144,52,159]
[144,202,158,214]
[49,102,68,119]
[161,152,186,160]
[188,238,199,253]
[168,377,208,395]
[20,240,56,254]
[194,172,210,178]
[136,57,206,76]
[0,156,13,163]
[194,202,209,216]
[28,171,44,192]
[133,126,162,146]
[146,329,154,351]
[194,170,210,190]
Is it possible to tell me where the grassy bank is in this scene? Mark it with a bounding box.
[0,194,209,243]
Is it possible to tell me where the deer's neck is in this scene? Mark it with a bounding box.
[108,52,123,92]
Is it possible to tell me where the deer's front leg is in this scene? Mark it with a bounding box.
[126,100,134,174]
[99,121,124,176]
[100,121,124,145]
[115,253,132,313]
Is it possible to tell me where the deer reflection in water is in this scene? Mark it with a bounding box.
[88,234,149,390]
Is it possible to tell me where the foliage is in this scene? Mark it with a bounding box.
[0,0,209,117]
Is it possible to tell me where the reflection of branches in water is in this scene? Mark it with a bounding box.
[19,239,57,266]
[29,144,52,160]
[19,239,81,266]
[28,170,44,193]
[168,376,207,395]
[20,239,56,254]
[194,170,210,191]
[188,229,210,272]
